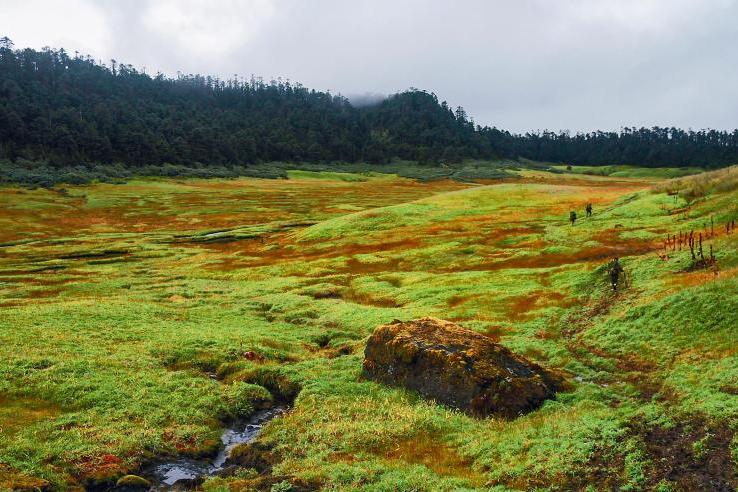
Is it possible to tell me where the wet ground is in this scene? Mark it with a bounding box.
[145,406,288,488]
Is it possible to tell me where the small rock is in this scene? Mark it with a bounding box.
[115,474,151,490]
[363,317,566,418]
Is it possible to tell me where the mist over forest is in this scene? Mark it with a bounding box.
[2,38,738,183]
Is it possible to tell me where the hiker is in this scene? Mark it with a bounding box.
[585,203,593,217]
[608,257,624,292]
[569,210,577,225]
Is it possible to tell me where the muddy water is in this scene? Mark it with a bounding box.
[147,406,287,487]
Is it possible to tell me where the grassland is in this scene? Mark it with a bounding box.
[0,167,736,491]
[553,165,705,179]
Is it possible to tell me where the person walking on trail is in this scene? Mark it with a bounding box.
[586,203,593,217]
[609,257,624,292]
[570,210,577,225]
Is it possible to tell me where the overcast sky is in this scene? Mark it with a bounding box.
[1,0,737,132]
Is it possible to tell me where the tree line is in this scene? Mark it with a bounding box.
[1,38,737,172]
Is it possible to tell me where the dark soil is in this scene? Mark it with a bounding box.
[636,419,737,491]
[556,417,737,492]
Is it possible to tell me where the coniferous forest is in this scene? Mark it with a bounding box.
[1,38,738,184]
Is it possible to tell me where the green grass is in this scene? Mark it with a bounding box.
[1,158,522,187]
[555,164,705,179]
[286,170,396,182]
[0,169,736,490]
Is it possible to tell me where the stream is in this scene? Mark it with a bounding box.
[146,405,288,488]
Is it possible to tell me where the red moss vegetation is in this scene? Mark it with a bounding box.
[74,453,127,485]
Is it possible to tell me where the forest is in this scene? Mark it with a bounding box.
[1,37,738,184]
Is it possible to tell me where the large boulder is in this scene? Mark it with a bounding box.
[363,317,565,418]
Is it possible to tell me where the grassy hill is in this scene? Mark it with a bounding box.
[0,167,736,490]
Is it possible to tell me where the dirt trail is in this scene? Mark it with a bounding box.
[560,283,737,490]
[562,287,671,403]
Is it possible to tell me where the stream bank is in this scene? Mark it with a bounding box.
[143,405,288,489]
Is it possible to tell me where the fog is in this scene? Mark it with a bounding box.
[2,0,737,132]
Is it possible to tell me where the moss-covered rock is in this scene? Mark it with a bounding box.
[363,317,565,418]
[115,474,151,490]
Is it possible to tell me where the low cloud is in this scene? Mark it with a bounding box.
[1,0,737,132]
[345,92,387,108]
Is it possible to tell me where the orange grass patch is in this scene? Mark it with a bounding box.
[379,433,486,485]
[458,233,658,273]
[509,173,654,189]
[670,265,736,288]
[506,291,578,321]
[0,464,50,491]
[198,235,420,273]
[0,394,61,439]
[0,177,469,245]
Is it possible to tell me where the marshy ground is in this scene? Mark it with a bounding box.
[0,167,736,490]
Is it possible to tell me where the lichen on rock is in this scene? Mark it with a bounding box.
[363,317,565,418]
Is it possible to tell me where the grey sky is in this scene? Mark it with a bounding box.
[1,0,737,132]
